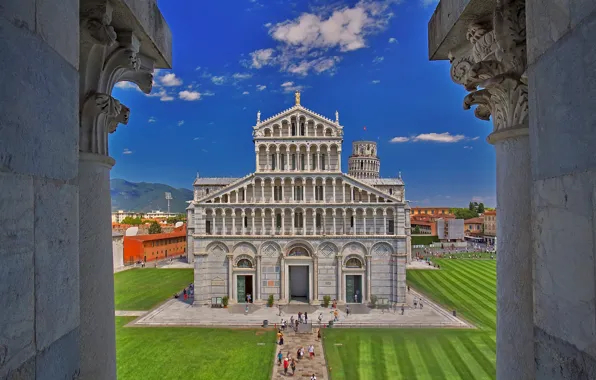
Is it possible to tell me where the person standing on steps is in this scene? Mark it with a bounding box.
[311,374,317,380]
[317,328,321,341]
[283,355,289,375]
[291,358,296,375]
[277,350,283,366]
[305,312,308,324]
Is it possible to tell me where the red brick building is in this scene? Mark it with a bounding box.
[123,226,186,264]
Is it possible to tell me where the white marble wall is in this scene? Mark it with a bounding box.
[528,3,596,378]
[0,1,81,377]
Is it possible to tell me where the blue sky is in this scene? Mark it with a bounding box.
[110,0,496,207]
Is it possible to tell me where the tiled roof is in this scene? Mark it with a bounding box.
[362,178,404,185]
[194,177,239,185]
[464,217,485,224]
[484,210,496,215]
[125,226,186,242]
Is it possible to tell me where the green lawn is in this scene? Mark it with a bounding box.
[116,317,276,380]
[114,268,193,310]
[323,259,497,379]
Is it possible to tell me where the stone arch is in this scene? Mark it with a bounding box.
[344,255,365,268]
[206,241,229,254]
[260,241,282,257]
[318,241,338,258]
[371,242,393,257]
[234,254,255,267]
[341,241,368,257]
[232,241,257,256]
[285,240,316,257]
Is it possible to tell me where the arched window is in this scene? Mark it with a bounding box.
[346,257,362,268]
[237,259,253,268]
[288,246,309,257]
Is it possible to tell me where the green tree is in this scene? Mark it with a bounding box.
[452,208,478,220]
[477,202,485,214]
[469,202,475,211]
[121,216,143,225]
[148,221,162,234]
[413,226,421,234]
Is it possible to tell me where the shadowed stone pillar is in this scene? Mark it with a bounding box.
[444,1,533,377]
[336,255,343,301]
[227,254,233,300]
[256,254,261,300]
[366,255,372,302]
[77,1,171,377]
[280,256,286,301]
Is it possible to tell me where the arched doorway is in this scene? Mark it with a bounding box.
[284,244,313,303]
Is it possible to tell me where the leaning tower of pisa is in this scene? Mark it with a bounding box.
[348,141,380,179]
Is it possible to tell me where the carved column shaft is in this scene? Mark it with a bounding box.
[447,1,533,378]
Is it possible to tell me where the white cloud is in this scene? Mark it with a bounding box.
[256,84,267,91]
[388,37,398,43]
[211,76,226,85]
[177,120,185,126]
[372,56,384,64]
[390,137,410,143]
[281,81,304,93]
[264,22,272,28]
[243,91,250,95]
[146,87,174,102]
[160,73,183,87]
[470,136,480,140]
[233,72,252,80]
[250,48,276,68]
[201,149,209,153]
[148,116,156,123]
[179,90,201,101]
[372,80,380,84]
[122,148,133,155]
[464,145,473,149]
[114,81,138,90]
[202,90,215,97]
[389,132,472,143]
[195,66,202,71]
[270,1,394,52]
[193,137,203,141]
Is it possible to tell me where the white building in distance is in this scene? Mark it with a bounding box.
[187,93,411,306]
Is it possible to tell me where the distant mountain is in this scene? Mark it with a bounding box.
[110,179,193,213]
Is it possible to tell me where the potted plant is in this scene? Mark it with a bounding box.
[323,295,331,308]
[370,295,378,309]
[267,294,274,307]
[222,296,229,308]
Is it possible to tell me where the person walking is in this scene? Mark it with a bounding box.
[401,305,405,315]
[310,374,317,380]
[283,356,289,375]
[346,305,350,317]
[317,328,321,341]
[308,344,315,359]
[290,315,294,325]
[277,330,282,345]
[280,331,284,345]
[277,351,283,366]
[291,358,296,375]
[420,300,424,309]
[183,288,188,301]
[305,312,308,324]
[413,297,418,309]
[333,309,339,321]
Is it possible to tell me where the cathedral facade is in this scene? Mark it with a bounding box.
[187,93,411,305]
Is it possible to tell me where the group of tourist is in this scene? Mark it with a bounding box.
[413,297,424,309]
[174,283,194,301]
[277,345,317,377]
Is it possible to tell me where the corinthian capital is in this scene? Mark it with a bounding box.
[448,0,528,143]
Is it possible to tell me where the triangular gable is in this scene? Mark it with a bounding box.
[341,174,403,202]
[195,174,255,204]
[256,105,341,130]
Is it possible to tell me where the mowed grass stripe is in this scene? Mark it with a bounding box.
[453,264,497,294]
[480,333,497,354]
[437,335,476,379]
[337,334,360,379]
[357,334,374,379]
[446,269,496,310]
[427,335,461,379]
[450,334,494,380]
[393,334,417,379]
[415,335,446,379]
[405,335,433,379]
[381,335,400,378]
[412,266,496,328]
[458,334,496,378]
[410,271,492,328]
[371,334,388,379]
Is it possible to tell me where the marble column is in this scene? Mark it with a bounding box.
[337,255,343,301]
[373,212,377,235]
[332,210,337,235]
[323,181,327,202]
[276,152,280,171]
[313,257,319,302]
[232,213,236,235]
[446,7,533,378]
[271,213,275,234]
[306,151,311,171]
[261,212,265,235]
[266,148,270,170]
[363,212,367,235]
[261,181,265,202]
[256,255,262,300]
[78,153,116,379]
[280,257,286,301]
[227,254,234,300]
[338,149,342,171]
[291,210,295,235]
[223,212,227,235]
[312,181,316,202]
[241,211,246,235]
[271,181,275,202]
[312,212,317,235]
[317,151,321,171]
[341,182,345,203]
[366,255,372,302]
[281,211,285,235]
[77,10,167,377]
[332,179,336,202]
[251,210,255,235]
[383,211,387,235]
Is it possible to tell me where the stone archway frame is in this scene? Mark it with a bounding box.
[283,240,316,303]
[343,254,366,268]
[231,241,257,256]
[259,241,282,258]
[318,241,339,258]
[340,241,368,256]
[206,241,229,258]
[234,254,255,268]
[371,241,394,257]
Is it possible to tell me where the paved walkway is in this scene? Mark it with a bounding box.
[132,291,472,329]
[271,329,327,379]
[115,310,148,317]
[407,259,439,270]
